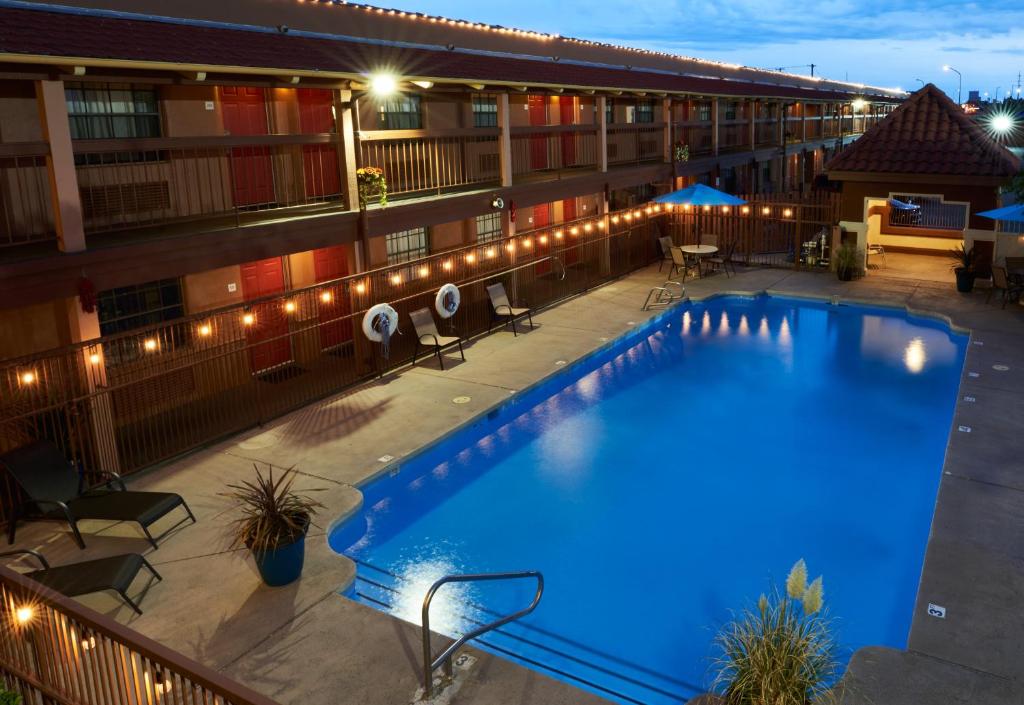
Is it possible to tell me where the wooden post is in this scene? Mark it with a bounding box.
[794,204,803,271]
[36,80,86,253]
[748,100,756,150]
[497,92,513,187]
[597,95,608,172]
[662,97,672,163]
[711,98,720,156]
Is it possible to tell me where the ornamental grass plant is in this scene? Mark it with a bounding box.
[712,559,840,705]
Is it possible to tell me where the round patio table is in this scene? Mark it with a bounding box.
[678,244,718,278]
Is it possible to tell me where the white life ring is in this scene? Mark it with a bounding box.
[362,303,398,343]
[435,283,461,319]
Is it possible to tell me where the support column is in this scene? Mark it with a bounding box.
[597,95,608,173]
[662,98,672,163]
[497,92,513,187]
[748,100,756,150]
[801,103,808,143]
[711,98,720,156]
[64,297,122,473]
[36,80,85,253]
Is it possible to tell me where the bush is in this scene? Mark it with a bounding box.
[0,686,23,705]
[712,559,840,705]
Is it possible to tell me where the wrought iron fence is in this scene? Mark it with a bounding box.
[0,563,280,705]
[0,206,661,485]
[887,194,968,232]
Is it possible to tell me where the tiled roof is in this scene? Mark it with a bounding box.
[0,4,893,102]
[827,84,1020,178]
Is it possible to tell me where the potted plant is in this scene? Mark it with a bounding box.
[355,166,388,209]
[712,560,839,705]
[834,242,859,281]
[950,244,975,293]
[225,464,323,587]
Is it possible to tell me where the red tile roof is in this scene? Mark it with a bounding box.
[827,84,1020,178]
[0,4,895,102]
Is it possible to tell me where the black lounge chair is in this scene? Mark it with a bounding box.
[0,548,160,615]
[486,282,534,336]
[705,240,738,278]
[1,441,195,550]
[410,308,465,370]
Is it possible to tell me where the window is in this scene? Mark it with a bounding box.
[697,101,712,122]
[65,83,161,140]
[386,227,428,264]
[605,99,614,125]
[724,102,739,121]
[98,278,184,336]
[378,95,422,130]
[635,100,654,124]
[473,94,498,128]
[475,213,503,243]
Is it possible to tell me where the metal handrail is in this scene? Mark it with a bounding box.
[421,570,544,697]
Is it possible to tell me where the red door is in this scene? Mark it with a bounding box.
[297,88,341,199]
[221,86,274,207]
[240,257,292,373]
[313,246,352,349]
[559,97,576,167]
[528,96,548,171]
[562,198,579,265]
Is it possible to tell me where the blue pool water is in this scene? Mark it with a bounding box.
[329,295,967,704]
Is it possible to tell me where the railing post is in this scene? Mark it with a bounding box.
[36,79,86,252]
[711,98,720,157]
[801,103,808,143]
[662,98,672,164]
[597,95,608,172]
[748,100,756,151]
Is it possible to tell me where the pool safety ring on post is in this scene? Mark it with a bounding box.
[435,284,461,319]
[363,303,399,373]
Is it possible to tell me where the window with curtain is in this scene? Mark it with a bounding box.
[605,98,614,125]
[697,102,712,122]
[475,213,503,243]
[65,83,161,139]
[473,94,498,128]
[635,100,655,124]
[378,95,422,130]
[386,227,429,264]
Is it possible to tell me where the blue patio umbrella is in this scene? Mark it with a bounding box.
[977,203,1024,262]
[654,183,747,244]
[977,203,1024,223]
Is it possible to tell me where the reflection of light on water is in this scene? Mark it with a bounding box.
[391,555,475,635]
[738,314,750,337]
[904,337,927,373]
[577,372,601,402]
[718,311,730,336]
[701,311,711,336]
[758,316,769,339]
[432,462,450,480]
[681,311,692,335]
[778,317,792,348]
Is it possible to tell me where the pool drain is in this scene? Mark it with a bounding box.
[452,396,471,404]
[993,364,1010,372]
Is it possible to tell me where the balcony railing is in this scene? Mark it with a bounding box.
[718,123,750,152]
[0,563,281,705]
[73,134,345,234]
[607,123,665,165]
[0,143,56,247]
[674,123,713,157]
[510,125,599,177]
[754,121,778,148]
[359,128,501,199]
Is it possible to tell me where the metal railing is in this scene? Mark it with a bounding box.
[73,134,345,234]
[421,570,544,697]
[607,123,665,165]
[0,143,56,247]
[0,206,661,491]
[359,128,501,199]
[0,563,281,705]
[509,125,599,177]
[674,123,713,156]
[887,195,968,232]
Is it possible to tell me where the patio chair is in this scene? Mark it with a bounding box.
[657,236,674,272]
[704,241,737,278]
[867,243,886,268]
[667,246,692,280]
[1,441,196,550]
[410,307,464,370]
[0,548,161,615]
[702,233,719,249]
[988,266,1023,309]
[486,283,534,336]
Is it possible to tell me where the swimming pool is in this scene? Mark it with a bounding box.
[329,294,967,704]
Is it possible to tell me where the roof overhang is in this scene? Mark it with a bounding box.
[827,170,1009,187]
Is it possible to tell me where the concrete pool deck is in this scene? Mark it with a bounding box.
[6,263,1023,705]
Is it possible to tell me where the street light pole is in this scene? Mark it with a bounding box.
[943,65,962,104]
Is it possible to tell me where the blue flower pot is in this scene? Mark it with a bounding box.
[251,523,309,587]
